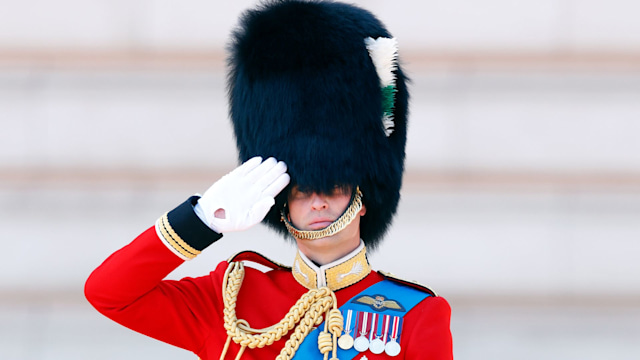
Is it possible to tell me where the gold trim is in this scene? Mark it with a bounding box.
[293,245,371,291]
[157,213,200,259]
[325,247,370,291]
[281,187,363,240]
[293,256,317,289]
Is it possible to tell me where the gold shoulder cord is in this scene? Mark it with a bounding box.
[219,261,344,360]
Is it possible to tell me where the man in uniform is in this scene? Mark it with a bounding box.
[85,0,453,359]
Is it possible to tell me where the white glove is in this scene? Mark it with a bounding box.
[195,157,290,233]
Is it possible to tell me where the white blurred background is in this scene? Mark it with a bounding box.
[1,0,639,359]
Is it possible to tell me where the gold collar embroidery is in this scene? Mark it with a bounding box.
[292,241,371,291]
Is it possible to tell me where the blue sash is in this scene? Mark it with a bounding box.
[292,279,430,359]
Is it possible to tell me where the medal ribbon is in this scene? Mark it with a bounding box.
[382,314,391,343]
[359,312,369,337]
[390,316,400,341]
[368,313,378,342]
[343,310,353,335]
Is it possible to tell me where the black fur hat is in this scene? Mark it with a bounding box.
[227,0,408,249]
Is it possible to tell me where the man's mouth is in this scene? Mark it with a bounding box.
[308,218,333,230]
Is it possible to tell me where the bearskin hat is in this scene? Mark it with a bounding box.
[227,0,409,249]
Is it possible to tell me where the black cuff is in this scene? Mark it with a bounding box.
[157,196,223,260]
[165,196,223,251]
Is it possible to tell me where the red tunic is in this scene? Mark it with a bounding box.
[85,198,452,359]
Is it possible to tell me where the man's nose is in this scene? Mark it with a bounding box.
[310,193,329,210]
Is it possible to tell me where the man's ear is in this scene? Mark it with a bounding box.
[360,203,367,216]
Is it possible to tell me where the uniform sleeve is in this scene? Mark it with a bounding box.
[84,196,225,352]
[402,296,453,359]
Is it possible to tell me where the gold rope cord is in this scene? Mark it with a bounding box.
[220,262,343,360]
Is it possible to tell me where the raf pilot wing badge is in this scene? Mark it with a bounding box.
[351,294,406,312]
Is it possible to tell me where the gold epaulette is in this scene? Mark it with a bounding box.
[227,250,291,271]
[378,270,438,297]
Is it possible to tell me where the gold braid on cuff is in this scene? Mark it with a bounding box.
[281,187,363,240]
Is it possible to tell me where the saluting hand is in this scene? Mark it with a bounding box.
[195,157,290,233]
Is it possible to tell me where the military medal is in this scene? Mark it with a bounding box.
[353,312,370,352]
[384,316,402,357]
[370,314,390,354]
[366,312,383,354]
[338,310,354,350]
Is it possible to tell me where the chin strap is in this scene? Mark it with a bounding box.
[220,261,344,360]
[281,187,363,240]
